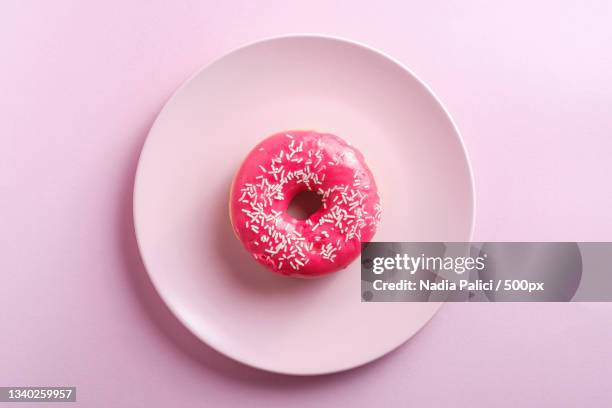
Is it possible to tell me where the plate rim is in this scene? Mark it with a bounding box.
[132,33,476,375]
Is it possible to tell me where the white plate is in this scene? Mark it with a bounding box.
[133,35,474,375]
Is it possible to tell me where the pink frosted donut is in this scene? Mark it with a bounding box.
[230,130,381,277]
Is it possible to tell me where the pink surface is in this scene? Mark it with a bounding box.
[1,1,611,406]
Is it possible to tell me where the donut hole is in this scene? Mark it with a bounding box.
[287,190,323,220]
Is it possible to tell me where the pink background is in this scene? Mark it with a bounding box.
[1,1,611,406]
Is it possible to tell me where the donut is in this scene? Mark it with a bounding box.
[229,130,381,277]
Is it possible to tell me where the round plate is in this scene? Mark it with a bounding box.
[133,35,474,375]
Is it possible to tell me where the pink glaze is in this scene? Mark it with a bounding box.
[230,130,381,277]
